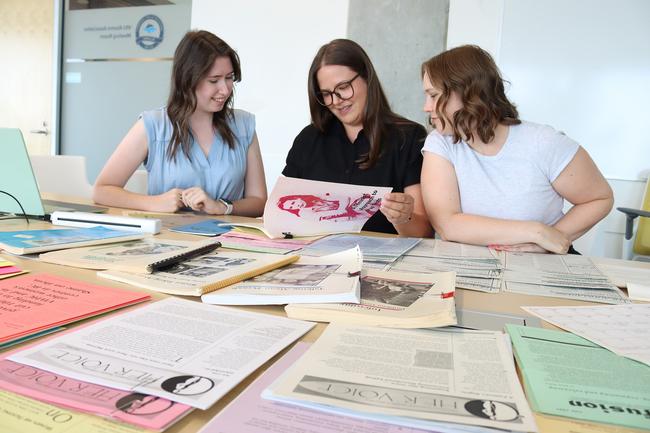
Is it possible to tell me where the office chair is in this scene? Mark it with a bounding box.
[30,154,94,199]
[617,176,650,261]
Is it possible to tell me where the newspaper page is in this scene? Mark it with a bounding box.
[503,253,615,289]
[201,247,362,305]
[503,281,630,304]
[261,177,392,238]
[9,298,314,410]
[264,324,536,432]
[201,343,501,433]
[285,269,457,328]
[300,234,420,264]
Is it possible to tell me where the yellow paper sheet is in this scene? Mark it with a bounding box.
[0,390,150,433]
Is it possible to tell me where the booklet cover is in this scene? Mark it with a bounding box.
[9,298,315,410]
[201,342,458,433]
[226,177,392,239]
[285,269,457,329]
[0,226,145,255]
[39,238,221,274]
[169,219,232,236]
[506,324,650,430]
[98,250,299,296]
[0,359,192,430]
[263,325,537,432]
[201,247,362,305]
[0,273,150,346]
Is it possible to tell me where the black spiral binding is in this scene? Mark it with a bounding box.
[147,241,222,273]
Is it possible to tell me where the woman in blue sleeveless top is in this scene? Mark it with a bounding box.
[93,30,267,216]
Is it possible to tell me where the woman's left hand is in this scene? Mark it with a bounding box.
[380,192,414,225]
[490,243,550,253]
[181,187,224,214]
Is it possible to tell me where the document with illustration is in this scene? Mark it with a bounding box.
[39,237,222,273]
[264,324,537,432]
[506,324,650,430]
[0,358,191,430]
[98,249,298,296]
[285,269,457,328]
[0,226,145,255]
[227,177,392,238]
[201,247,362,305]
[9,298,315,410]
[201,342,495,433]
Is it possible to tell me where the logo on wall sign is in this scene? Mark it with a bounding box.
[135,14,164,49]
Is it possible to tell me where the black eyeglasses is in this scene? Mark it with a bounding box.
[316,74,360,107]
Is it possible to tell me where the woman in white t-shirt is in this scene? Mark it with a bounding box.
[420,45,613,254]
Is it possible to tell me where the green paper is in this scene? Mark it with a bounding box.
[506,324,650,430]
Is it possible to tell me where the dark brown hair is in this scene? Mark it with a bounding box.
[166,30,241,160]
[421,45,520,144]
[308,39,409,169]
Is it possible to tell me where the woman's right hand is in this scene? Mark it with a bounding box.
[532,222,571,254]
[154,188,185,212]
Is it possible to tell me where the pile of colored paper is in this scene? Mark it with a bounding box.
[0,258,27,280]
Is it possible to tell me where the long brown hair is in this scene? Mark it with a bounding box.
[166,30,241,160]
[421,45,520,144]
[308,39,408,169]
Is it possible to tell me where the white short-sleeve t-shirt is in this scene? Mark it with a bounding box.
[422,121,579,225]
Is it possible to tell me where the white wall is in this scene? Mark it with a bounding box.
[191,0,349,192]
[448,0,650,258]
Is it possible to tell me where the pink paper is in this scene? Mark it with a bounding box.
[0,266,21,275]
[0,273,149,344]
[200,343,437,433]
[0,305,192,431]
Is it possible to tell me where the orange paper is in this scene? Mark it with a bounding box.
[0,273,149,344]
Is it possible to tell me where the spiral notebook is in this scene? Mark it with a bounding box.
[39,238,222,274]
[98,250,300,296]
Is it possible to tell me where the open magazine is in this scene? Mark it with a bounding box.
[225,177,392,238]
[201,247,362,305]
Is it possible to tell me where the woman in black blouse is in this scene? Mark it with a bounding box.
[282,39,433,236]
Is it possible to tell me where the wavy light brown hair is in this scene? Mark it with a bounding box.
[421,45,520,144]
[166,30,241,160]
[308,39,409,169]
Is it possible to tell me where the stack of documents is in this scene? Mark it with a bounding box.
[201,247,363,305]
[522,304,650,366]
[389,239,502,293]
[264,324,537,432]
[300,234,420,267]
[502,253,629,304]
[0,273,149,350]
[8,298,314,412]
[0,258,27,280]
[506,324,650,430]
[218,229,315,254]
[285,269,457,328]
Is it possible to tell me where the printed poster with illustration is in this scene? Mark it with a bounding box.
[249,177,392,239]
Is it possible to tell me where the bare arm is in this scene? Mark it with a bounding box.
[93,119,183,212]
[421,152,570,253]
[233,133,267,217]
[551,147,613,240]
[381,185,434,237]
